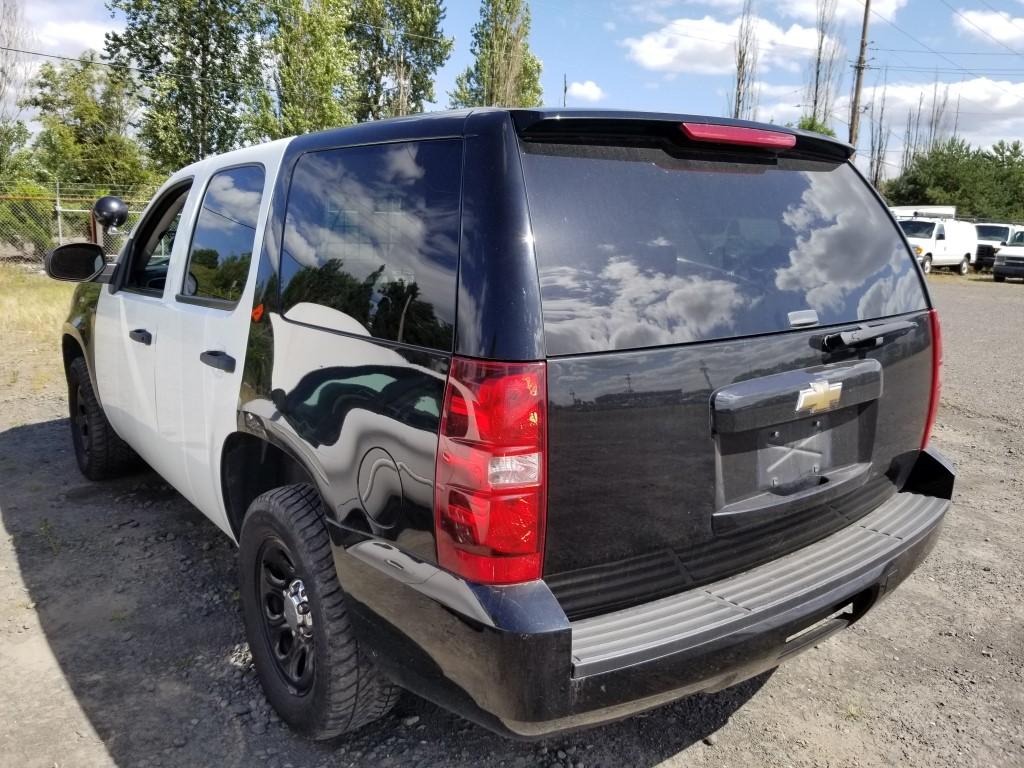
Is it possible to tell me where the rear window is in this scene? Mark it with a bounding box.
[521,144,927,356]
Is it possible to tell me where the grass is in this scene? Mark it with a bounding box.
[0,264,74,396]
[38,518,61,555]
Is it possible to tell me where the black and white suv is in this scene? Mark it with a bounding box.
[47,109,953,740]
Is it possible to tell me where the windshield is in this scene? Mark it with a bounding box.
[521,143,927,356]
[899,220,936,239]
[976,225,1010,242]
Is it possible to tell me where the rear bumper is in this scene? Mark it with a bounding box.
[330,449,953,738]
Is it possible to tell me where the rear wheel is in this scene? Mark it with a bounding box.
[239,484,399,740]
[958,256,970,276]
[922,255,932,274]
[67,357,139,480]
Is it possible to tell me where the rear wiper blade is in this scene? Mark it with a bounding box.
[821,319,916,353]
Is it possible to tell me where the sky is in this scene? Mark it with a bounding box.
[16,0,1024,178]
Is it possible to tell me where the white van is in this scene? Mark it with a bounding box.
[897,217,979,275]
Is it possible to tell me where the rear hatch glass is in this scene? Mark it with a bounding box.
[520,144,927,356]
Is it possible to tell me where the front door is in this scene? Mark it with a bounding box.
[94,180,195,480]
[155,163,270,535]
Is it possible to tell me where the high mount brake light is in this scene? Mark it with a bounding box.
[434,358,547,585]
[680,122,797,150]
[921,309,942,449]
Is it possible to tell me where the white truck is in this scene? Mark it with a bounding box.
[897,216,979,275]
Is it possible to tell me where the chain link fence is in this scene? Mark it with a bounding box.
[0,181,156,264]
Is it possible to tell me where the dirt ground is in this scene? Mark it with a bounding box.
[0,272,1021,768]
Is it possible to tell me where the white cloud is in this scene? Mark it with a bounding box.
[777,0,907,23]
[603,20,617,31]
[952,10,1024,45]
[35,20,116,53]
[755,76,1024,179]
[623,15,827,76]
[567,80,606,102]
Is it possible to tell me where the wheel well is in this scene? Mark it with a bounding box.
[62,334,84,372]
[221,432,316,540]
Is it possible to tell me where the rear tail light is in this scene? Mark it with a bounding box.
[434,357,547,584]
[680,122,797,150]
[921,309,942,449]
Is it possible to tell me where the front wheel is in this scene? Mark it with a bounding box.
[994,273,1006,283]
[958,256,970,276]
[239,484,399,740]
[922,255,933,274]
[66,357,139,480]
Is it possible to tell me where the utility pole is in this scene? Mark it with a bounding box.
[849,0,871,149]
[563,73,567,107]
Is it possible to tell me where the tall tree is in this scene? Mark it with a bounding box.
[730,0,758,121]
[449,0,542,108]
[349,0,453,121]
[105,0,263,171]
[0,0,31,179]
[867,73,889,188]
[803,0,842,132]
[20,52,153,190]
[255,0,357,139]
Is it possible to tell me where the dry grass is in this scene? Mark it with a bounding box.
[0,264,74,395]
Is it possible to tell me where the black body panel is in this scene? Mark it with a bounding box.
[543,312,934,618]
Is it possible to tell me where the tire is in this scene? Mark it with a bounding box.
[239,484,399,740]
[922,255,932,274]
[958,256,970,276]
[994,273,1006,283]
[66,356,139,480]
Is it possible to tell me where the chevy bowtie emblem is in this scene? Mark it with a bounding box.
[796,380,842,414]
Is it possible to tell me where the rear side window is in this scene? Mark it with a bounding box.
[183,165,265,304]
[521,144,927,356]
[278,139,461,351]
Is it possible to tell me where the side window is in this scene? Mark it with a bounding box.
[278,139,461,351]
[123,182,192,294]
[181,165,266,305]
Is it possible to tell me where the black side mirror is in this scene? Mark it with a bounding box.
[94,196,129,232]
[936,233,945,240]
[45,242,107,282]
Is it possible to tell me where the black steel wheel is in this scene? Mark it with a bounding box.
[66,356,139,480]
[256,537,317,695]
[239,484,399,740]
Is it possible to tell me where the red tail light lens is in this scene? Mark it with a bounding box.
[434,358,547,584]
[922,309,942,449]
[680,122,797,149]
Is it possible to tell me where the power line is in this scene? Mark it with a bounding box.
[868,6,1023,99]
[937,0,1024,59]
[870,46,1024,56]
[971,0,1024,37]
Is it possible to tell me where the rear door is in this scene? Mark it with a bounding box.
[156,162,272,535]
[518,130,934,618]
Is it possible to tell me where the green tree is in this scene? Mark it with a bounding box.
[105,0,263,170]
[795,115,836,138]
[349,0,453,121]
[449,0,542,108]
[255,0,357,139]
[883,138,998,219]
[20,52,153,190]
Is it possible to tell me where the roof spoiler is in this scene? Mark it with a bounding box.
[509,110,854,163]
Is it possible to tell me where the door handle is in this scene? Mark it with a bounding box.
[200,350,236,373]
[129,328,152,345]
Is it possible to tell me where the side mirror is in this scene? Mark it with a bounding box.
[94,195,129,233]
[936,233,945,240]
[45,242,107,282]
[1001,241,1007,246]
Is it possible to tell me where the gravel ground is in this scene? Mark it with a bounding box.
[0,274,1022,768]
